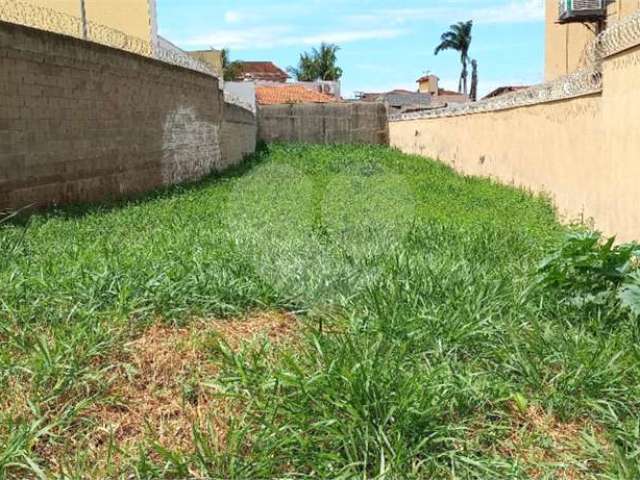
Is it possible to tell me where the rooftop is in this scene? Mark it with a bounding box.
[416,74,440,83]
[256,85,337,105]
[358,89,432,109]
[234,62,289,82]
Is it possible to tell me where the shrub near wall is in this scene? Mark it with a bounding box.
[258,102,389,145]
[0,21,225,211]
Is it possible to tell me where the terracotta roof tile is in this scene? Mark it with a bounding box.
[416,74,439,83]
[235,62,289,82]
[256,85,337,105]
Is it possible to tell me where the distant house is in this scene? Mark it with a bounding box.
[357,90,433,112]
[233,62,289,82]
[482,86,529,100]
[256,85,337,105]
[355,73,469,113]
[416,75,469,105]
[435,88,469,105]
[416,74,440,95]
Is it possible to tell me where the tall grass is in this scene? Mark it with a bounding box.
[1,144,638,478]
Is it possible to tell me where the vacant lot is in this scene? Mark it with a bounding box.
[1,144,639,479]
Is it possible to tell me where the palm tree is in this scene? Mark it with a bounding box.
[287,52,319,81]
[288,43,343,81]
[434,21,473,95]
[313,43,343,81]
[470,59,478,102]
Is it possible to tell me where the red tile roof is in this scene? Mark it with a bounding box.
[256,85,337,105]
[234,62,289,82]
[416,74,439,83]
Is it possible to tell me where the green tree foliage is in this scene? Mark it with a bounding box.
[221,48,242,81]
[288,43,343,81]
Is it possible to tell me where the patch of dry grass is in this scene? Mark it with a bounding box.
[0,377,32,434]
[496,404,609,479]
[40,311,298,476]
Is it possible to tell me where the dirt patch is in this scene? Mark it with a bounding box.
[84,311,298,471]
[497,404,608,479]
[0,377,32,430]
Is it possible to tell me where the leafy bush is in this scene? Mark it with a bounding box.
[537,230,640,311]
[620,271,640,316]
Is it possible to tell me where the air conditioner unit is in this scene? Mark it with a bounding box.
[558,0,607,23]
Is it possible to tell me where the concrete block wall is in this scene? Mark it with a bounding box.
[0,21,224,210]
[257,102,389,145]
[221,102,257,166]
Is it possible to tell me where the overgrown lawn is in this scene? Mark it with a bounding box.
[1,144,639,479]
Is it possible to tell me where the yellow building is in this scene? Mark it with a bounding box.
[545,0,640,80]
[1,0,158,54]
[188,49,224,78]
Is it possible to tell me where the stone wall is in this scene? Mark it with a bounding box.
[258,102,389,145]
[0,21,224,210]
[221,102,257,166]
[389,44,640,242]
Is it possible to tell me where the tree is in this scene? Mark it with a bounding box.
[288,52,319,81]
[470,59,478,102]
[221,48,242,81]
[288,43,343,81]
[434,21,473,95]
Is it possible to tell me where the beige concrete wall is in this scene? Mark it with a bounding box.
[6,0,156,46]
[390,42,640,241]
[258,103,389,145]
[608,0,640,21]
[29,0,79,16]
[85,0,155,43]
[221,102,257,165]
[545,0,640,80]
[545,0,596,80]
[0,21,223,210]
[598,43,640,239]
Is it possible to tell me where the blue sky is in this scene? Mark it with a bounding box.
[156,0,545,98]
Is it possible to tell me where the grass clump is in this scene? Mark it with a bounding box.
[1,144,639,478]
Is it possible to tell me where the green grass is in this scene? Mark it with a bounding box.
[1,144,639,479]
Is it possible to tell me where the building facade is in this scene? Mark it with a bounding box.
[188,49,224,78]
[545,0,640,80]
[417,75,440,95]
[2,0,158,54]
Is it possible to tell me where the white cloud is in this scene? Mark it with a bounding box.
[183,26,288,49]
[224,11,242,24]
[300,29,406,45]
[348,0,544,26]
[182,27,407,50]
[473,0,544,23]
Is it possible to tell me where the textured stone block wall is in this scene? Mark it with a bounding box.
[0,21,223,210]
[257,103,389,145]
[221,102,256,166]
